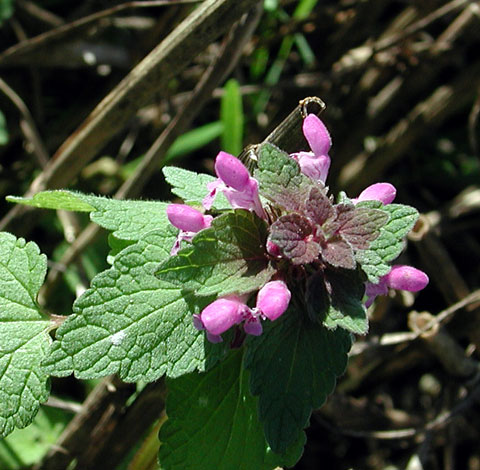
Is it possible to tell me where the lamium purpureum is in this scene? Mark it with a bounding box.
[166,113,429,343]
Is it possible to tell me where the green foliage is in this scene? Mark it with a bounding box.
[43,230,225,382]
[356,203,419,283]
[159,350,305,470]
[0,110,9,145]
[0,0,14,25]
[8,191,176,242]
[245,307,351,453]
[0,406,70,469]
[156,210,274,297]
[162,167,230,210]
[220,79,244,156]
[0,233,51,438]
[255,143,310,211]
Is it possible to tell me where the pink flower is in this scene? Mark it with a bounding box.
[365,265,429,307]
[256,280,291,321]
[166,204,212,255]
[203,151,266,219]
[194,281,291,342]
[353,183,396,205]
[291,114,331,183]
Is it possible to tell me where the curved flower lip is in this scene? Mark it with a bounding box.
[365,265,429,307]
[291,152,330,183]
[353,183,396,205]
[200,297,244,336]
[167,204,212,232]
[215,151,250,191]
[303,114,331,156]
[256,280,291,321]
[385,265,429,292]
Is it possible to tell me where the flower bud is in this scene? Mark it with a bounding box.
[293,152,330,183]
[256,280,291,321]
[167,204,212,232]
[385,265,429,292]
[355,183,396,205]
[214,151,250,191]
[200,297,244,336]
[303,114,331,156]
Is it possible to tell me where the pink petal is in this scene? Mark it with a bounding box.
[256,280,291,321]
[303,114,332,156]
[200,297,244,335]
[356,183,396,205]
[385,265,429,292]
[294,152,331,183]
[215,151,250,191]
[244,318,263,336]
[167,204,210,232]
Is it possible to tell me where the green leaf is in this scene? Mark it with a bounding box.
[255,143,311,212]
[156,210,274,297]
[356,204,419,283]
[162,167,230,210]
[7,191,176,242]
[43,230,227,382]
[220,78,244,156]
[159,350,305,470]
[245,307,351,453]
[0,406,69,469]
[323,269,368,335]
[0,110,9,145]
[0,233,51,438]
[0,0,14,24]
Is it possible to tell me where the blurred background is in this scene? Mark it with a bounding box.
[0,0,480,469]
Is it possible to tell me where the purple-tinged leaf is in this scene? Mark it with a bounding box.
[338,208,389,250]
[321,236,356,269]
[269,214,320,265]
[305,186,335,226]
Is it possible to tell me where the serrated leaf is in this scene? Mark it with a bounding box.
[7,191,95,212]
[323,269,368,334]
[8,191,177,244]
[269,213,320,265]
[0,233,51,438]
[43,230,227,382]
[162,167,230,210]
[356,204,418,283]
[159,350,305,470]
[254,143,311,212]
[245,308,351,453]
[336,207,389,250]
[305,186,334,226]
[321,236,355,269]
[156,210,274,297]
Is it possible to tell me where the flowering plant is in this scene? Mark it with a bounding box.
[0,102,427,469]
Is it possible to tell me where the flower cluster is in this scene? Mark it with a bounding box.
[166,113,428,342]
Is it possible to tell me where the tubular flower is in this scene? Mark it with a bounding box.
[166,204,212,255]
[353,183,397,205]
[365,265,429,307]
[194,281,291,342]
[290,114,331,183]
[203,151,266,219]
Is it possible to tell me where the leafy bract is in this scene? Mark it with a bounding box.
[0,233,51,438]
[43,230,226,382]
[268,214,319,265]
[159,350,305,470]
[254,143,311,212]
[245,307,351,453]
[323,269,368,334]
[7,191,176,243]
[355,204,418,283]
[162,167,230,210]
[156,210,274,297]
